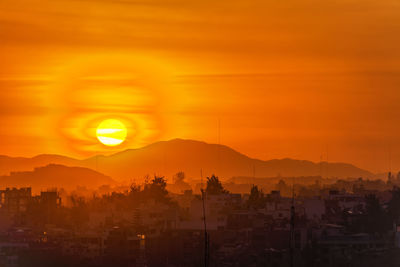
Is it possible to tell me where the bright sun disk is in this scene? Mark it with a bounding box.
[96,119,127,146]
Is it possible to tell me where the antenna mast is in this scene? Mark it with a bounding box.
[290,179,295,267]
[201,169,203,190]
[326,144,329,178]
[217,118,221,175]
[253,165,256,186]
[201,176,209,267]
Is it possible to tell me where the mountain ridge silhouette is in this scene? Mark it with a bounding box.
[0,138,374,181]
[0,164,116,191]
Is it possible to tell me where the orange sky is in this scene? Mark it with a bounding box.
[1,0,400,173]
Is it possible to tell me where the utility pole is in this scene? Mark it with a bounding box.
[200,168,209,267]
[290,180,295,267]
[201,169,203,191]
[201,187,209,267]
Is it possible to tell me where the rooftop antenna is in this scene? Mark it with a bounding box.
[290,178,295,267]
[389,144,392,173]
[326,144,329,179]
[319,154,323,178]
[217,117,221,176]
[253,165,256,186]
[200,169,204,191]
[201,169,209,267]
[388,144,392,182]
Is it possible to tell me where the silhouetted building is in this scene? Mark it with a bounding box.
[0,188,31,214]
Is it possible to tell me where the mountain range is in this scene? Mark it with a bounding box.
[0,164,115,191]
[0,139,374,185]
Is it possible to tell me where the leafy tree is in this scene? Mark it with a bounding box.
[170,171,191,193]
[388,186,400,223]
[69,195,89,228]
[247,185,264,209]
[173,171,185,184]
[126,183,142,205]
[129,183,141,194]
[364,194,388,234]
[143,175,170,203]
[206,175,228,195]
[276,179,291,196]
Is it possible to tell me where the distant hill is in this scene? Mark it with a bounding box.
[0,164,116,191]
[0,154,80,175]
[0,139,374,182]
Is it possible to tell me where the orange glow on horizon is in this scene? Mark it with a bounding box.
[0,0,400,173]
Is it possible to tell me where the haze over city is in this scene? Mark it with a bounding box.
[1,0,400,267]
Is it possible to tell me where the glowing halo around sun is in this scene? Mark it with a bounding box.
[52,53,175,155]
[96,119,128,146]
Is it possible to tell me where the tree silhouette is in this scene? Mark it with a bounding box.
[247,185,264,209]
[364,194,388,234]
[173,171,185,184]
[69,195,89,228]
[143,175,170,203]
[388,186,400,223]
[206,175,228,195]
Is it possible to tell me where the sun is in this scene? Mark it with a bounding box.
[96,119,127,146]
